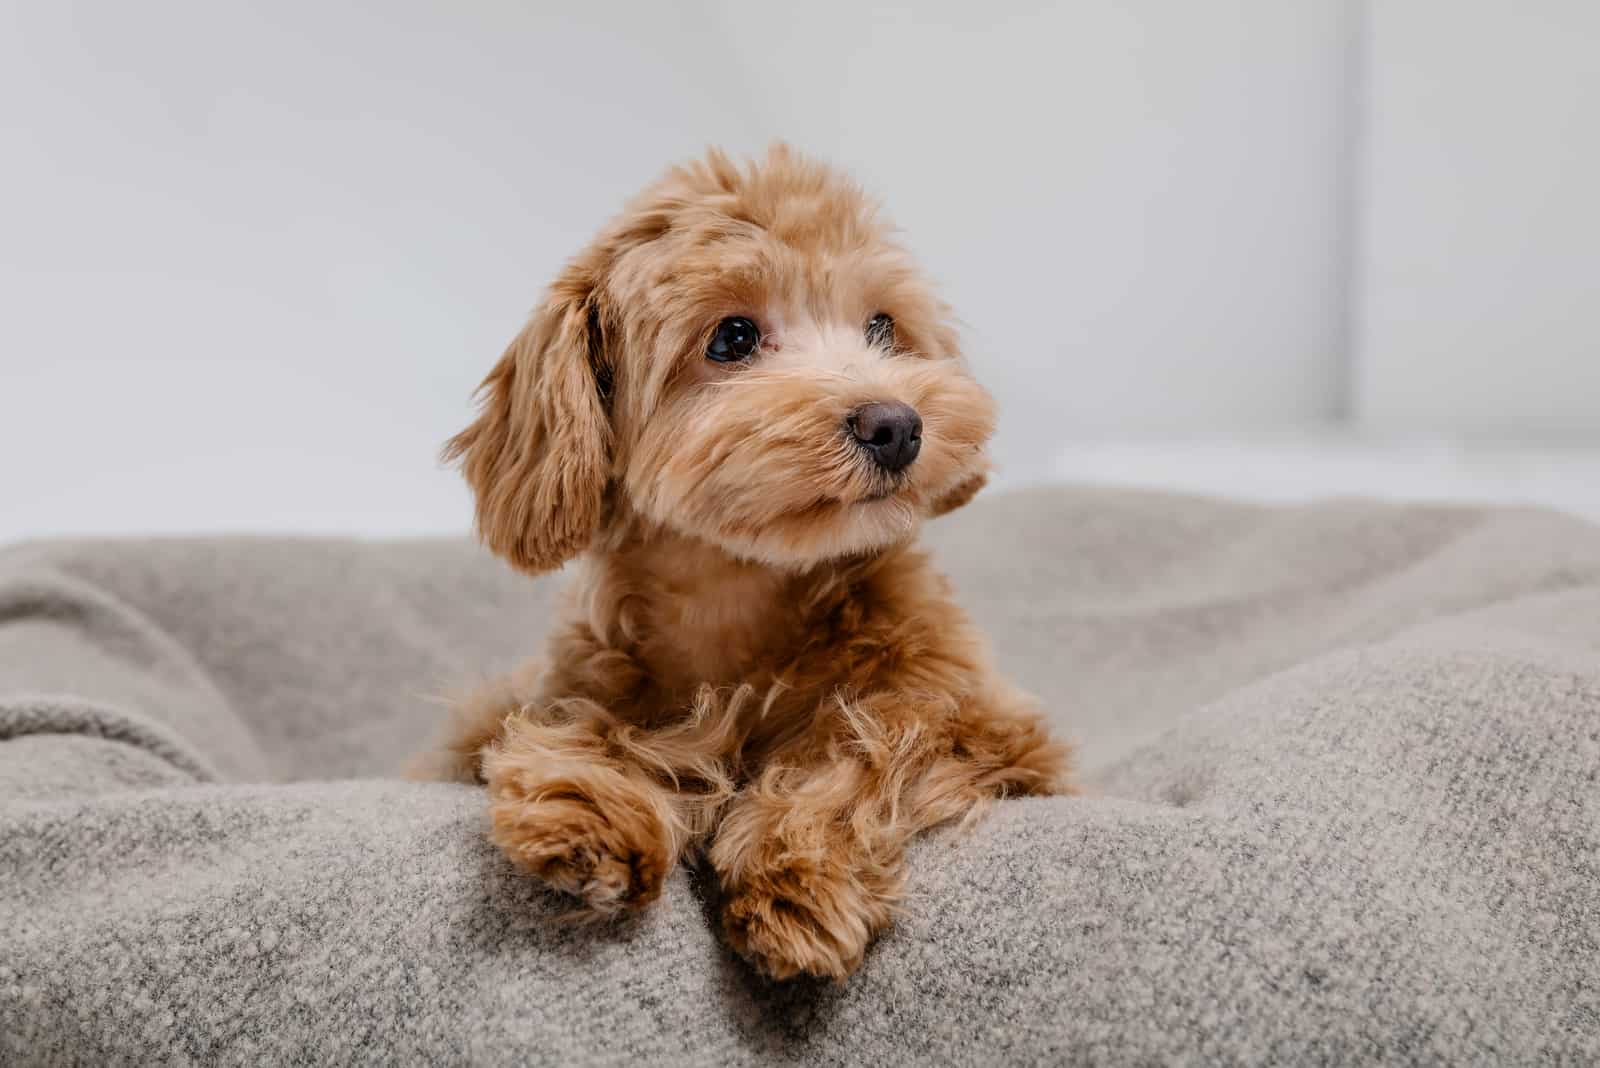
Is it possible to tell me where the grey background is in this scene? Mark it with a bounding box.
[3,1,1597,544]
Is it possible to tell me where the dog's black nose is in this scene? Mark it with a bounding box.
[848,401,923,472]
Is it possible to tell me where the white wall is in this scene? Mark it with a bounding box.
[1355,1,1600,438]
[12,2,1591,544]
[1,1,1360,541]
[0,1,763,539]
[710,0,1356,466]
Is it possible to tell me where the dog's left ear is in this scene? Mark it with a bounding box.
[444,264,612,574]
[929,471,989,518]
[925,319,991,518]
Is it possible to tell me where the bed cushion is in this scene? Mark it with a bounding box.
[3,487,1598,1064]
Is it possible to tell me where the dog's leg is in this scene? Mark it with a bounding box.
[481,712,677,916]
[412,668,703,916]
[482,696,738,918]
[711,685,1069,980]
[711,756,903,982]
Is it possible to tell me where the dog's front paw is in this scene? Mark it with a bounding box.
[721,859,892,981]
[488,781,671,917]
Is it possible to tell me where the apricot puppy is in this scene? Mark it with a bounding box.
[414,145,1069,981]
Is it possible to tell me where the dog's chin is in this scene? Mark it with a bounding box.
[673,487,925,571]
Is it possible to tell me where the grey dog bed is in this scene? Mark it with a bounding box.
[3,486,1598,1065]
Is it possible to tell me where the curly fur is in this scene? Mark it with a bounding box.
[412,145,1071,981]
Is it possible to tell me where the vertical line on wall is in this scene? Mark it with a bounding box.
[1330,0,1370,424]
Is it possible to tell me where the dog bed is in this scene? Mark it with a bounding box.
[3,486,1598,1065]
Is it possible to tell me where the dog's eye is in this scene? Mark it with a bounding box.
[707,317,761,363]
[865,313,895,350]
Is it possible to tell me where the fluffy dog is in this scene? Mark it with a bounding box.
[413,145,1069,981]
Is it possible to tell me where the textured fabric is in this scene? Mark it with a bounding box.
[2,487,1598,1065]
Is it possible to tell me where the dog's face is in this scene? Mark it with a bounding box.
[449,146,995,573]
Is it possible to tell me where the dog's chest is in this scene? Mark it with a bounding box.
[638,571,798,692]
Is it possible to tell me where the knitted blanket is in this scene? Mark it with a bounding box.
[3,487,1597,1065]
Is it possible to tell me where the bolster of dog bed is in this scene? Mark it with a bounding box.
[3,486,1598,1064]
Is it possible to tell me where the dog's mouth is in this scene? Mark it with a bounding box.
[854,472,911,505]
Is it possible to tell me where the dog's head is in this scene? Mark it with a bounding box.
[447,145,995,573]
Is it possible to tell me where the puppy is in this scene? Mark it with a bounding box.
[413,145,1069,981]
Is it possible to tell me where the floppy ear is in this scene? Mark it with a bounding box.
[929,471,988,518]
[444,268,612,574]
[924,318,991,519]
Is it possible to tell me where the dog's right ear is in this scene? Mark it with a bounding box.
[444,265,612,574]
